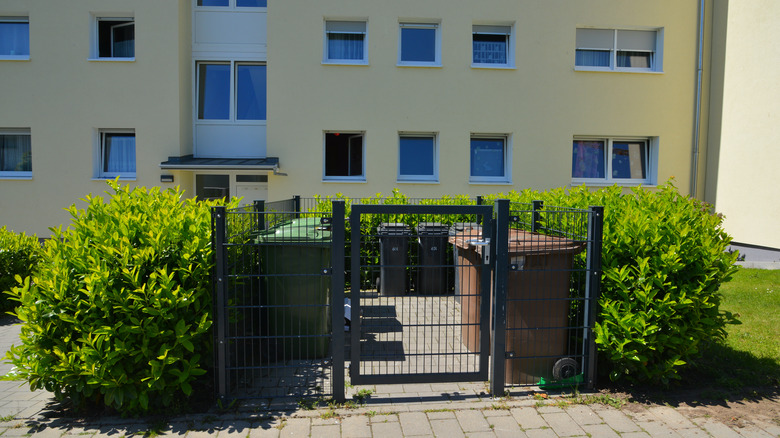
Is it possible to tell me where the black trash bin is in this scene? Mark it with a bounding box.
[255,217,332,360]
[416,222,450,295]
[376,223,410,296]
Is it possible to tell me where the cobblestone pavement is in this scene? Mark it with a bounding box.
[2,318,779,437]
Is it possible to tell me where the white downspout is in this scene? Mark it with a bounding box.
[691,0,706,197]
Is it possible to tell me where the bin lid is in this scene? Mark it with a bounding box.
[377,223,411,235]
[448,224,484,250]
[417,222,449,235]
[507,230,586,255]
[255,217,331,243]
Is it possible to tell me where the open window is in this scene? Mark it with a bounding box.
[92,17,134,59]
[97,130,136,179]
[324,132,365,181]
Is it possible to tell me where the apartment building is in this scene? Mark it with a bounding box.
[0,0,777,248]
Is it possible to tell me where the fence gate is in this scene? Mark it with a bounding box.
[348,204,494,385]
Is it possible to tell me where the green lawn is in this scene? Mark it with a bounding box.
[687,267,780,390]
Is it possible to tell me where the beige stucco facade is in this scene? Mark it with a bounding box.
[705,0,780,249]
[0,0,192,236]
[0,0,776,248]
[267,0,701,200]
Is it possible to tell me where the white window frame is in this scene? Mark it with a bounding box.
[0,17,30,60]
[397,21,441,67]
[397,133,439,183]
[575,27,663,73]
[0,128,32,179]
[323,131,366,182]
[571,136,657,185]
[323,20,368,65]
[90,15,135,61]
[195,0,267,9]
[95,129,136,180]
[471,24,515,69]
[195,60,267,123]
[469,134,511,184]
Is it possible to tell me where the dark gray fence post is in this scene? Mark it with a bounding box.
[293,195,301,218]
[532,200,543,233]
[584,206,604,389]
[331,201,346,403]
[490,199,510,396]
[212,206,228,401]
[253,200,265,232]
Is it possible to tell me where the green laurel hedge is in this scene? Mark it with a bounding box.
[6,181,237,413]
[0,227,41,313]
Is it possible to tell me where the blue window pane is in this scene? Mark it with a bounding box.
[237,64,266,120]
[572,141,605,178]
[401,28,436,63]
[470,138,505,177]
[473,34,506,64]
[575,49,610,67]
[237,0,267,6]
[327,34,364,60]
[399,137,434,176]
[611,142,646,179]
[198,64,230,120]
[0,22,29,56]
[198,0,229,6]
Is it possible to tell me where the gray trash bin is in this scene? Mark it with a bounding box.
[377,223,411,296]
[416,222,451,295]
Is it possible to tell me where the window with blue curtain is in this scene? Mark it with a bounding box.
[400,24,437,64]
[0,19,29,57]
[326,21,366,62]
[472,25,510,65]
[399,136,435,180]
[470,137,506,178]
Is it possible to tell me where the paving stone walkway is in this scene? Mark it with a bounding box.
[2,318,778,437]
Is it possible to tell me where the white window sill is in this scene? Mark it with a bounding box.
[93,177,137,181]
[574,66,663,74]
[396,179,440,184]
[0,56,30,61]
[571,179,655,187]
[0,175,32,180]
[322,60,369,66]
[471,64,515,70]
[397,62,442,68]
[469,179,512,185]
[88,57,136,62]
[322,177,367,183]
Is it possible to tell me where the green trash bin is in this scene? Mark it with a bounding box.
[255,217,332,360]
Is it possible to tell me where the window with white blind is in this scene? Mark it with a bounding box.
[472,24,513,68]
[575,28,662,72]
[324,20,367,64]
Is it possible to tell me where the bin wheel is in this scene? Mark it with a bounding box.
[552,358,579,380]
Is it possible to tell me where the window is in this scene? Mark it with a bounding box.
[324,132,364,180]
[472,25,513,67]
[398,22,440,66]
[324,21,367,64]
[572,137,653,184]
[0,17,29,59]
[95,18,134,59]
[97,130,135,178]
[575,28,660,71]
[399,134,437,182]
[470,135,510,183]
[197,62,266,121]
[0,129,32,178]
[197,0,267,7]
[196,174,230,200]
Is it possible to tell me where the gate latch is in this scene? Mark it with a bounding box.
[468,238,491,264]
